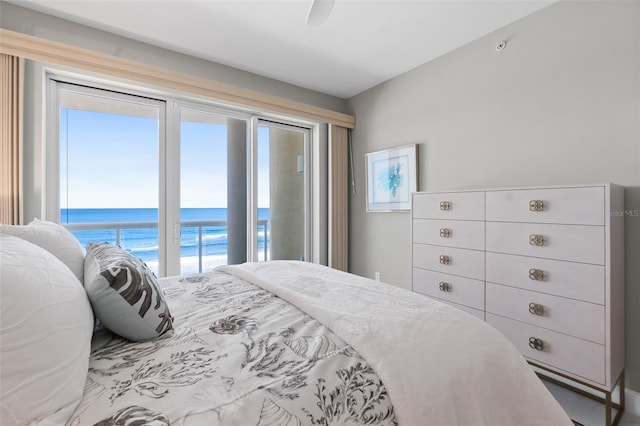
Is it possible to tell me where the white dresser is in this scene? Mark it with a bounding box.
[412,184,625,424]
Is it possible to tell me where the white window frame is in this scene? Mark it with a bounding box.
[170,101,252,275]
[46,79,169,277]
[45,71,319,275]
[251,119,313,262]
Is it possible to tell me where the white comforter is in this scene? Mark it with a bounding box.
[219,261,572,426]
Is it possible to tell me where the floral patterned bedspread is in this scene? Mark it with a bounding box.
[68,269,397,425]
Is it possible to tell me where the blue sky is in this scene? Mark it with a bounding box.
[60,109,270,209]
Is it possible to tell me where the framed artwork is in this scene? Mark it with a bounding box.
[366,144,418,212]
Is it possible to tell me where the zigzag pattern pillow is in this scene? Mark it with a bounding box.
[84,242,174,341]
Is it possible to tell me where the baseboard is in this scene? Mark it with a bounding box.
[626,388,640,418]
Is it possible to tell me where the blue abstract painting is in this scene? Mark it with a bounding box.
[366,144,417,211]
[371,155,410,204]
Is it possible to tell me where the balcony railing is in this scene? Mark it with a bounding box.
[63,219,268,273]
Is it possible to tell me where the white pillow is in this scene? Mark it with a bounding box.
[0,219,86,283]
[0,234,94,425]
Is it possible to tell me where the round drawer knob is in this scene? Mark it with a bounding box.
[529,200,544,211]
[528,268,544,281]
[528,302,544,316]
[439,228,452,238]
[439,201,451,210]
[528,337,544,351]
[529,234,545,246]
[438,282,451,292]
[439,255,451,265]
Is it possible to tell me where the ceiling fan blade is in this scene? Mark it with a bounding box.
[306,0,335,26]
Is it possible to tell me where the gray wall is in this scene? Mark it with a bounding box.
[347,0,640,392]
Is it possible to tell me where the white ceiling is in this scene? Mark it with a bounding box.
[10,0,555,98]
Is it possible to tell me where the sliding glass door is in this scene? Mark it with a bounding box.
[55,83,164,274]
[50,79,312,276]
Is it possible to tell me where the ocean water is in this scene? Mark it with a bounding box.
[60,208,270,269]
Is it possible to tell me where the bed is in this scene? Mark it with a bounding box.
[0,220,572,426]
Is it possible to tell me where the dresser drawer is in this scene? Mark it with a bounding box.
[486,222,604,265]
[486,186,605,225]
[413,268,484,310]
[413,191,484,221]
[413,244,485,280]
[486,283,604,344]
[449,302,485,321]
[414,288,485,321]
[487,314,605,385]
[413,219,484,250]
[486,252,605,305]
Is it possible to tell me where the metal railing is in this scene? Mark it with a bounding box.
[63,219,269,273]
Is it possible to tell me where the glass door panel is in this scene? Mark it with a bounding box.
[255,123,308,261]
[58,87,162,274]
[179,108,248,273]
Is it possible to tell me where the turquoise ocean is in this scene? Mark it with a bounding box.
[60,208,269,265]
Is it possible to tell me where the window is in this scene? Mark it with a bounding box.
[48,78,313,276]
